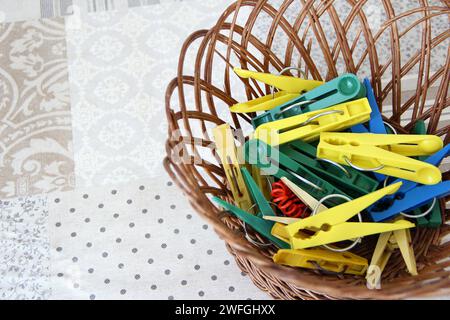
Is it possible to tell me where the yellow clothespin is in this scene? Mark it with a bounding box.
[254,98,371,146]
[284,182,415,249]
[271,222,292,243]
[366,223,417,289]
[264,216,300,224]
[251,165,272,201]
[237,144,272,201]
[231,68,323,113]
[274,248,368,275]
[213,124,253,212]
[317,132,443,185]
[265,177,329,242]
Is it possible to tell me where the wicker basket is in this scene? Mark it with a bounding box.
[164,0,450,299]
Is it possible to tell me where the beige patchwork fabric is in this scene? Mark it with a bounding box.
[0,17,74,198]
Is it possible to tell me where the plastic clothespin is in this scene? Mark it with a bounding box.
[212,167,290,249]
[284,182,415,249]
[264,178,318,242]
[265,216,299,243]
[213,124,254,212]
[252,73,366,128]
[317,132,443,185]
[351,78,387,135]
[274,248,368,275]
[265,178,310,243]
[280,140,379,197]
[368,144,450,222]
[279,177,362,246]
[366,223,417,289]
[411,120,427,140]
[237,144,272,202]
[280,177,328,213]
[254,98,372,146]
[230,68,323,113]
[245,139,351,207]
[411,120,443,228]
[350,79,388,182]
[264,215,300,225]
[250,164,272,201]
[415,201,443,228]
[271,222,292,243]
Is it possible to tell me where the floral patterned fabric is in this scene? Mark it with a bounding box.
[0,196,51,300]
[0,18,74,199]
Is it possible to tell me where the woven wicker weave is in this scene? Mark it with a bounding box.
[164,0,450,299]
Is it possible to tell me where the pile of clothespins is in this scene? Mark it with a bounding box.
[212,68,450,289]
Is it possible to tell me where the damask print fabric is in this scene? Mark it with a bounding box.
[0,18,74,199]
[66,1,229,187]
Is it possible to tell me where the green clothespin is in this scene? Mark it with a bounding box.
[415,201,443,228]
[212,167,290,249]
[245,139,351,207]
[252,73,366,128]
[241,167,273,217]
[411,120,443,228]
[280,140,379,197]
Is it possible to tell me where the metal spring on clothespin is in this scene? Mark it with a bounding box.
[271,180,309,218]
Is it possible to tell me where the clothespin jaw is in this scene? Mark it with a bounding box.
[254,98,371,146]
[317,132,443,185]
[280,140,379,197]
[252,73,366,128]
[230,68,323,113]
[264,215,300,224]
[394,228,417,276]
[271,222,291,243]
[284,182,416,249]
[366,232,393,284]
[244,139,351,207]
[367,223,417,288]
[368,144,450,222]
[280,177,328,212]
[273,248,368,275]
[213,124,254,212]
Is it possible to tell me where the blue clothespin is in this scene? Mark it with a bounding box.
[212,168,290,249]
[351,79,387,182]
[351,79,386,134]
[369,144,450,222]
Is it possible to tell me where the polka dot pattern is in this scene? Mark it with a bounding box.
[49,178,270,300]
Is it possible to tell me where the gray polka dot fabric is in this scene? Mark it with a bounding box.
[49,176,270,300]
